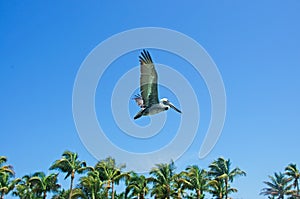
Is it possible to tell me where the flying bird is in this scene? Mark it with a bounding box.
[133,50,182,120]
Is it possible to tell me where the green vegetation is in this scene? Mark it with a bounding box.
[0,151,299,198]
[49,151,87,199]
[260,163,300,199]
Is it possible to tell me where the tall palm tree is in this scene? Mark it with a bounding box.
[29,172,60,199]
[125,172,150,199]
[149,161,176,199]
[95,157,128,199]
[208,157,246,199]
[0,172,20,199]
[49,150,87,199]
[260,172,293,199]
[0,156,14,176]
[285,163,300,197]
[180,165,208,199]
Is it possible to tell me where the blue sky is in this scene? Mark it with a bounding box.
[1,1,300,198]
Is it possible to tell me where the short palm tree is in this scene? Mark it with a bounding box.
[95,157,128,199]
[285,163,300,197]
[29,172,60,199]
[126,172,150,199]
[171,172,188,199]
[76,169,105,199]
[114,191,125,199]
[180,165,208,199]
[260,172,293,199]
[52,189,70,199]
[0,156,14,176]
[0,172,20,199]
[12,175,33,199]
[49,150,87,199]
[208,157,246,199]
[149,161,176,199]
[208,179,237,199]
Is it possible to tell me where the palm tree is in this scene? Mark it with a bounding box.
[149,161,176,199]
[172,173,188,199]
[76,169,105,199]
[285,163,300,197]
[208,179,237,199]
[208,157,246,199]
[180,165,208,199]
[125,172,150,199]
[13,175,34,199]
[260,172,293,199]
[52,189,70,199]
[0,172,20,199]
[113,191,125,199]
[95,157,128,199]
[49,150,87,199]
[29,172,60,199]
[208,179,225,199]
[0,156,14,176]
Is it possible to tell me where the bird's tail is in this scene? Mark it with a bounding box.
[134,109,145,120]
[134,111,143,120]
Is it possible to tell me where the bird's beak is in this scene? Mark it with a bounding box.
[168,102,182,113]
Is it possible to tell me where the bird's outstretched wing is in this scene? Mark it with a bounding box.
[139,50,159,107]
[133,94,145,108]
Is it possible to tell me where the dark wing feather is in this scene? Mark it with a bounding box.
[139,50,158,107]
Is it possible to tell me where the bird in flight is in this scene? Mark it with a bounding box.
[133,50,182,120]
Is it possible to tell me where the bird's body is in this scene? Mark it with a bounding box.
[133,50,181,120]
[134,99,170,119]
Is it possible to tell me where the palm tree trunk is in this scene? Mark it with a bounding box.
[111,181,114,199]
[69,171,75,199]
[297,181,299,197]
[43,191,47,199]
[0,191,4,199]
[167,185,170,199]
[225,178,228,199]
[197,189,200,199]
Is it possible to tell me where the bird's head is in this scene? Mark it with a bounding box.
[160,98,182,113]
[160,98,169,103]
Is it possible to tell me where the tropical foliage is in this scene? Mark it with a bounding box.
[260,172,293,199]
[5,151,299,199]
[149,161,177,198]
[49,150,87,199]
[0,156,18,199]
[285,163,300,197]
[28,172,60,199]
[260,164,300,199]
[208,157,246,199]
[125,172,150,199]
[95,157,128,199]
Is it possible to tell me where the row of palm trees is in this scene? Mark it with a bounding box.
[260,163,300,199]
[1,150,246,199]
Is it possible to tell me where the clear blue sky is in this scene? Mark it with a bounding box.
[1,1,300,198]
